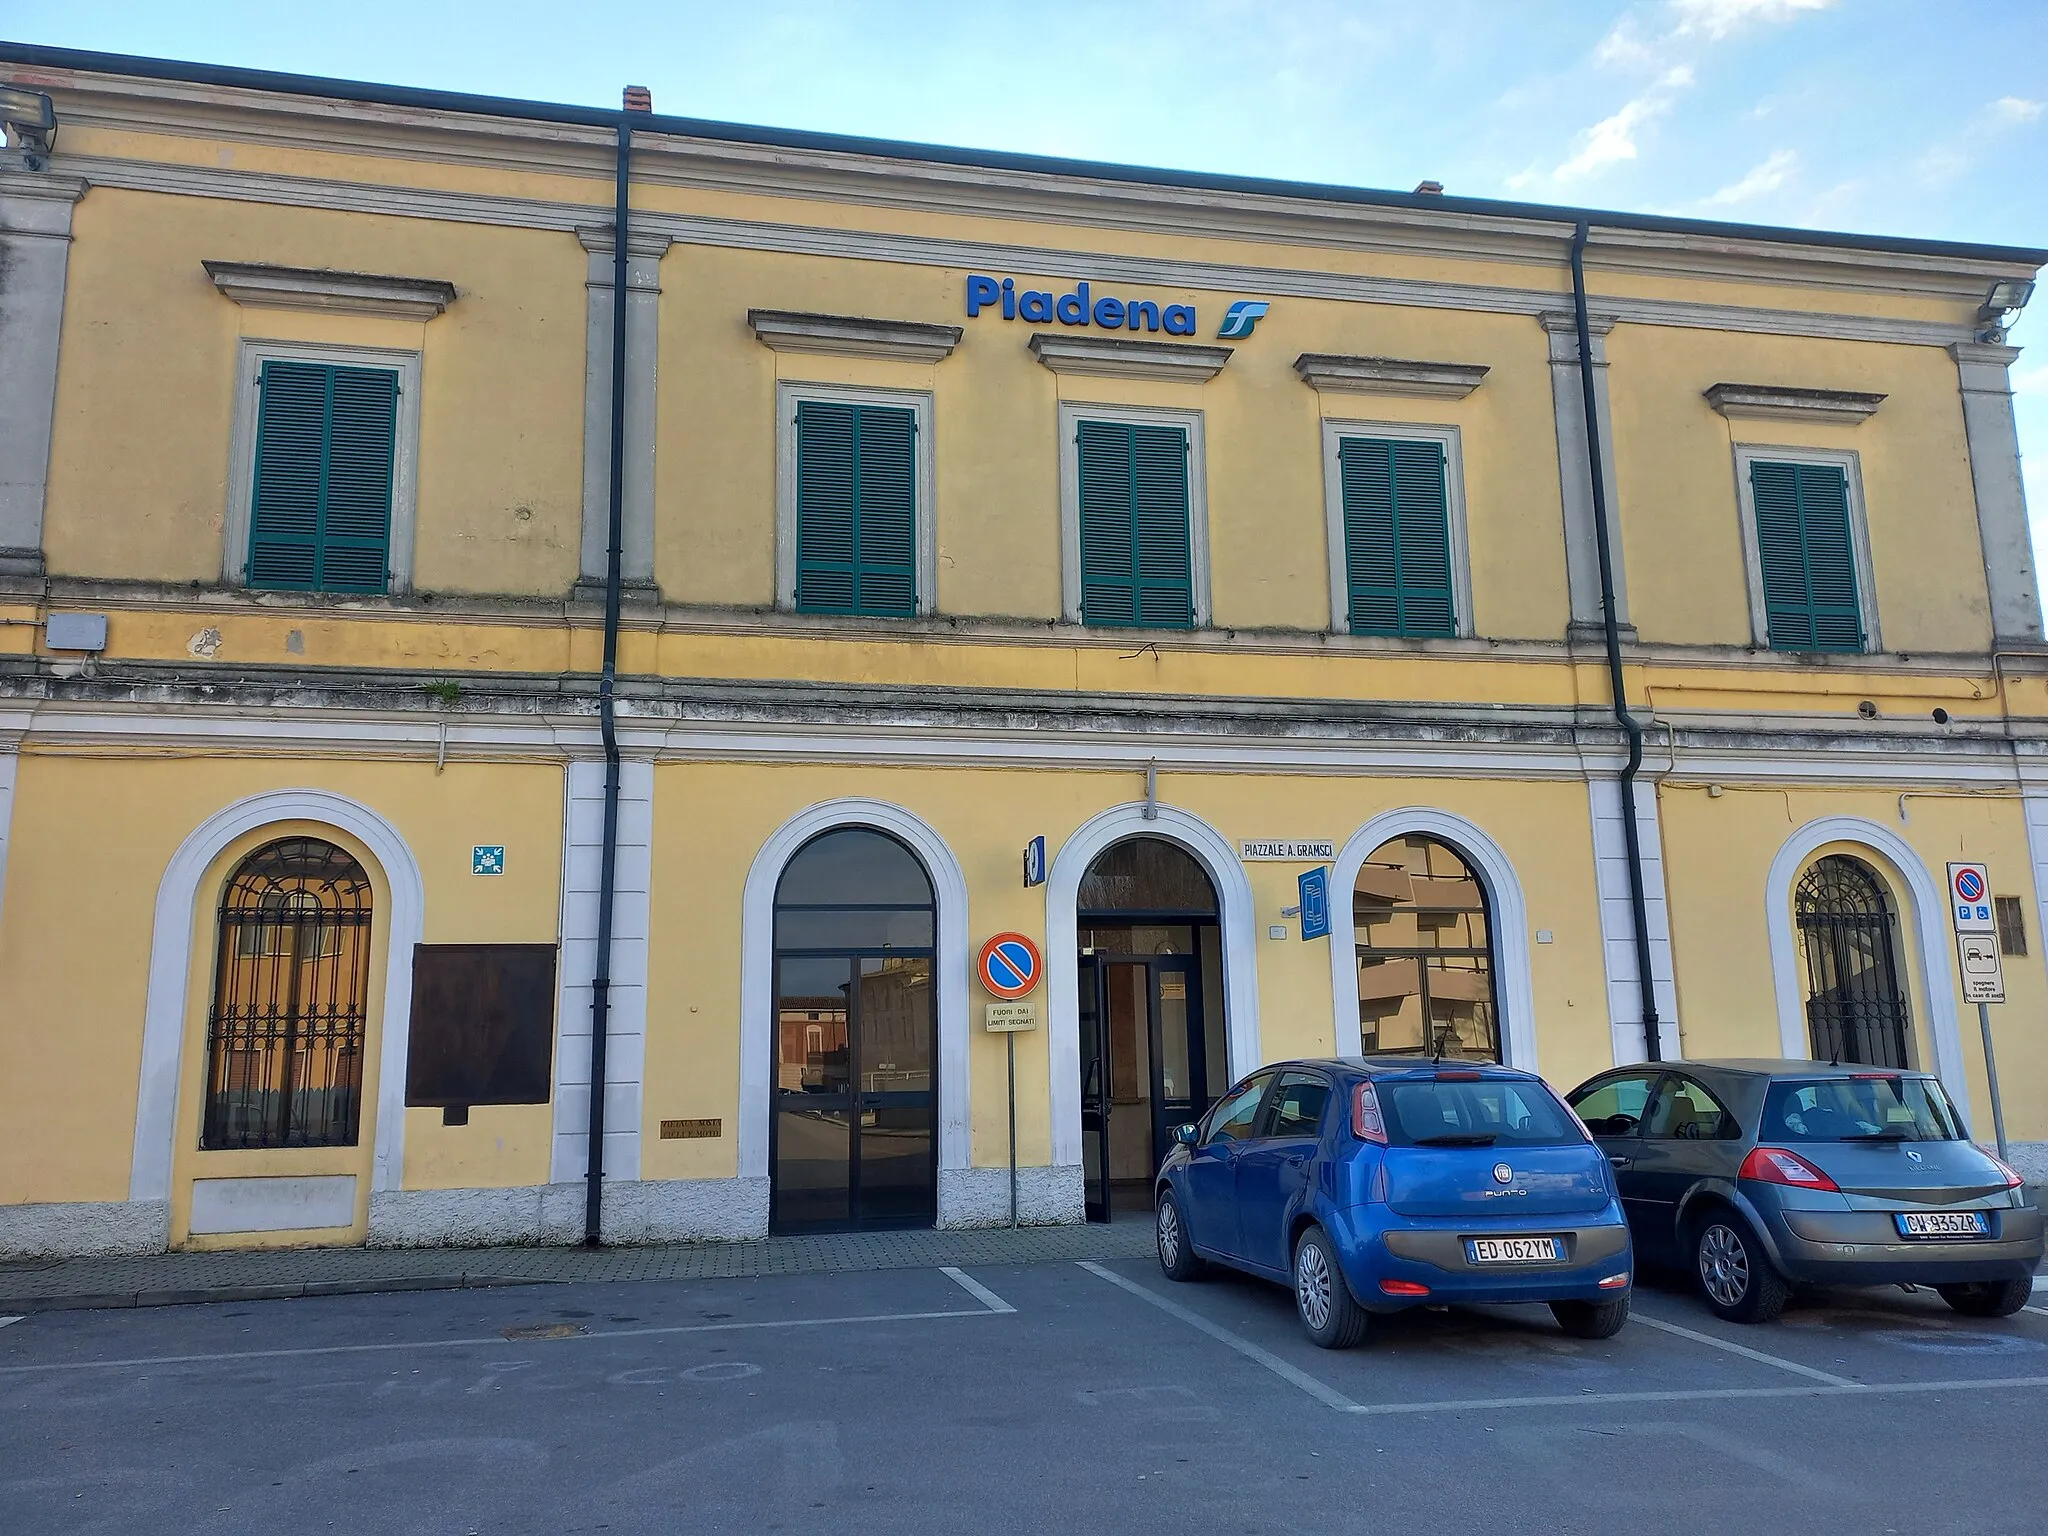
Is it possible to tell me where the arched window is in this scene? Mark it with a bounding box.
[771,827,937,1232]
[1796,854,1912,1068]
[203,838,374,1149]
[1353,836,1500,1061]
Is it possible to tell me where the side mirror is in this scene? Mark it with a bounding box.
[1174,1123,1199,1146]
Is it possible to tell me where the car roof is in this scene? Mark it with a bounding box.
[1626,1058,1939,1080]
[1269,1056,1541,1080]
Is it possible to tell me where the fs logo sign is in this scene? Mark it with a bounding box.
[1217,300,1269,339]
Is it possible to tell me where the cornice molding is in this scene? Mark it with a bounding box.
[1537,310,1619,335]
[0,168,88,237]
[574,224,674,260]
[747,307,962,363]
[34,68,2038,303]
[56,154,1980,349]
[1028,332,1231,382]
[1704,381,1885,423]
[202,259,457,319]
[1294,352,1488,399]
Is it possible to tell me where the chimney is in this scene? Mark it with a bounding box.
[1413,180,1444,196]
[622,85,653,113]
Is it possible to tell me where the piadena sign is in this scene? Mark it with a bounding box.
[966,274,1199,336]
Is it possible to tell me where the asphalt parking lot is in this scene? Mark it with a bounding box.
[4,1262,2046,1535]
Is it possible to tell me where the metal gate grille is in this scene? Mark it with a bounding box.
[202,838,373,1149]
[1795,855,1911,1069]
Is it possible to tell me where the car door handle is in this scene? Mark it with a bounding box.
[1607,1155,1632,1169]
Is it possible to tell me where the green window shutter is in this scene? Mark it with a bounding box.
[1750,460,1863,652]
[1338,437,1455,638]
[794,400,917,617]
[248,359,396,595]
[1076,419,1192,629]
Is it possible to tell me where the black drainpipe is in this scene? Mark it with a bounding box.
[1570,220,1662,1064]
[584,114,633,1245]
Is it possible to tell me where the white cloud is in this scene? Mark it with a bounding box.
[1703,148,1798,204]
[1671,0,1836,40]
[1555,94,1671,182]
[1992,96,2045,125]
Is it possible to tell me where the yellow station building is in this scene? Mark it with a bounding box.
[2,44,2045,1255]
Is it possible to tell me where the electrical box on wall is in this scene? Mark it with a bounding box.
[44,612,108,652]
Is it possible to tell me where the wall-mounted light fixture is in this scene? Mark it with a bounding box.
[1978,278,2036,343]
[0,85,57,171]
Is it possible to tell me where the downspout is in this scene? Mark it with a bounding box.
[1571,220,1663,1063]
[584,114,633,1244]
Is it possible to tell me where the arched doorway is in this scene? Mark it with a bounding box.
[769,826,938,1232]
[202,837,375,1150]
[1795,854,1913,1068]
[1352,835,1501,1062]
[1076,836,1225,1221]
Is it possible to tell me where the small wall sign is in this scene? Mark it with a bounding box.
[660,1118,723,1140]
[985,1000,1039,1033]
[1241,840,1335,861]
[472,846,506,876]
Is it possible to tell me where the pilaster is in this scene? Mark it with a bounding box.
[0,168,88,585]
[1541,311,1633,639]
[1949,341,2042,643]
[575,225,669,601]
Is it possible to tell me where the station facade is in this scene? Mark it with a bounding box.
[2,45,2046,1256]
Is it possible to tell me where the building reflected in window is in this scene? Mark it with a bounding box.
[1353,836,1500,1062]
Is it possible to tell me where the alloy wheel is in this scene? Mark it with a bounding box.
[1296,1239,1333,1331]
[1698,1222,1751,1308]
[1157,1201,1181,1268]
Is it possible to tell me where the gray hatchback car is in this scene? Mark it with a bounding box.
[1567,1060,2043,1323]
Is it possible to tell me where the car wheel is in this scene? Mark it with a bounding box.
[1693,1210,1789,1324]
[1936,1278,2032,1318]
[1155,1190,1205,1282]
[1551,1296,1630,1339]
[1292,1225,1368,1349]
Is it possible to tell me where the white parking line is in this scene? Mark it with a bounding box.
[0,1317,21,1330]
[1078,1261,1363,1412]
[1343,1374,2048,1418]
[0,1305,1006,1375]
[1630,1313,1861,1387]
[939,1267,1016,1314]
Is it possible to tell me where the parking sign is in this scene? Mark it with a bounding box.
[1947,862,1993,933]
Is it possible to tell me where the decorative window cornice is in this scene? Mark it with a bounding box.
[1028,333,1232,382]
[747,308,962,363]
[1704,382,1885,423]
[1294,353,1489,399]
[203,260,457,320]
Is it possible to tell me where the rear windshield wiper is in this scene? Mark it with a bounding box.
[1839,1130,1913,1142]
[1410,1133,1498,1147]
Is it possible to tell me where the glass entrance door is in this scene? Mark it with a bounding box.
[1077,951,1213,1223]
[771,955,936,1231]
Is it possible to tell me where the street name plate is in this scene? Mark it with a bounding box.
[1241,840,1335,861]
[985,1000,1039,1032]
[659,1118,723,1140]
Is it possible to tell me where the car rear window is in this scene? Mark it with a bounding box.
[1762,1077,1965,1144]
[1379,1078,1587,1148]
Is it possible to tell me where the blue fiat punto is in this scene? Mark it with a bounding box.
[1154,1058,1634,1347]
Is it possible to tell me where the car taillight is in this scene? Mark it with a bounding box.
[1739,1145,1840,1192]
[1986,1154,2027,1191]
[1353,1081,1388,1145]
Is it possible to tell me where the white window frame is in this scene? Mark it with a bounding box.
[1731,443,1881,654]
[1320,418,1473,639]
[775,381,937,618]
[1057,401,1210,628]
[223,338,422,595]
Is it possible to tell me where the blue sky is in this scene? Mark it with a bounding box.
[13,0,2048,569]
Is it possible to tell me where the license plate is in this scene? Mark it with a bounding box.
[1466,1236,1562,1265]
[1895,1211,1988,1239]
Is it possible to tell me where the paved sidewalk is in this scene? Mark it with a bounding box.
[0,1220,1158,1312]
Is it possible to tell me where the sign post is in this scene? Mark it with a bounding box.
[978,933,1043,1228]
[1946,862,2009,1159]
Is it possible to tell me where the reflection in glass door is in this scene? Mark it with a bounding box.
[1076,951,1210,1222]
[770,829,937,1233]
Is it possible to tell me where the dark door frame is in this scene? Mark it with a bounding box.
[1077,947,1213,1223]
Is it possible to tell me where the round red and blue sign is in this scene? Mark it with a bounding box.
[1954,868,1986,904]
[977,932,1043,1000]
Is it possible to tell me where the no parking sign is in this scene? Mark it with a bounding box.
[1948,862,1993,933]
[977,932,1042,1000]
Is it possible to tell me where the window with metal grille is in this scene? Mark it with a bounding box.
[247,359,398,594]
[1337,436,1456,637]
[1075,419,1193,629]
[1996,895,2028,957]
[794,399,917,617]
[203,838,373,1150]
[1748,460,1864,652]
[1794,855,1911,1068]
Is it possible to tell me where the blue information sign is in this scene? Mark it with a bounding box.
[1298,866,1330,941]
[472,845,506,876]
[1023,835,1047,888]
